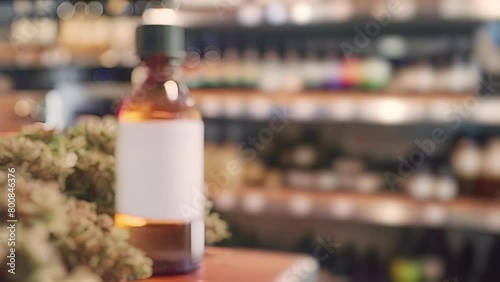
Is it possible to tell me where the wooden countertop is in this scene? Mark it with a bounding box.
[145,247,318,282]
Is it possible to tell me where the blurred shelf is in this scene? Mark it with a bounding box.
[178,2,483,34]
[192,89,500,125]
[213,187,500,234]
[4,87,500,126]
[0,66,133,90]
[184,16,480,36]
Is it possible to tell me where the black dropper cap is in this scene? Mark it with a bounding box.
[136,24,185,62]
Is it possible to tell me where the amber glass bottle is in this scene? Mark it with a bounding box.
[115,24,204,276]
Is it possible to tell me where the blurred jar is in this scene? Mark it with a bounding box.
[433,169,458,201]
[450,138,482,196]
[322,43,343,89]
[354,171,383,194]
[405,167,434,200]
[302,40,324,90]
[240,46,261,88]
[479,138,500,197]
[199,46,222,88]
[183,48,202,89]
[259,47,282,92]
[333,157,364,190]
[220,46,242,88]
[204,143,244,195]
[280,42,304,92]
[341,55,362,89]
[361,56,392,91]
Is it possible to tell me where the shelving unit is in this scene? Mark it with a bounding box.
[192,89,500,125]
[0,66,133,90]
[213,187,500,234]
[2,1,500,281]
[182,14,480,34]
[3,89,500,128]
[178,0,484,32]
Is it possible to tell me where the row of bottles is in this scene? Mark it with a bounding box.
[234,0,493,26]
[11,0,153,19]
[204,122,388,194]
[9,0,493,28]
[6,0,163,68]
[293,229,500,282]
[5,1,480,95]
[184,41,391,92]
[272,127,387,193]
[451,136,500,197]
[205,122,500,199]
[183,39,477,93]
[404,168,458,201]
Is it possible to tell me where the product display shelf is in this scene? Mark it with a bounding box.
[183,17,479,34]
[3,89,500,129]
[213,187,500,233]
[192,89,500,125]
[145,247,318,282]
[178,5,482,31]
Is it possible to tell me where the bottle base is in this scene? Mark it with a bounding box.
[152,259,201,275]
[115,217,205,276]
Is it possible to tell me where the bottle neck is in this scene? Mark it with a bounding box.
[119,54,199,121]
[143,55,180,84]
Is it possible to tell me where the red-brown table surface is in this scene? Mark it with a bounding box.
[144,247,318,282]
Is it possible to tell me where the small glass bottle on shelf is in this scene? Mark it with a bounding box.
[479,138,500,197]
[450,137,481,196]
[240,40,261,89]
[115,16,204,276]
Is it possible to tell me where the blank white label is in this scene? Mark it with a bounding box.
[116,120,204,222]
